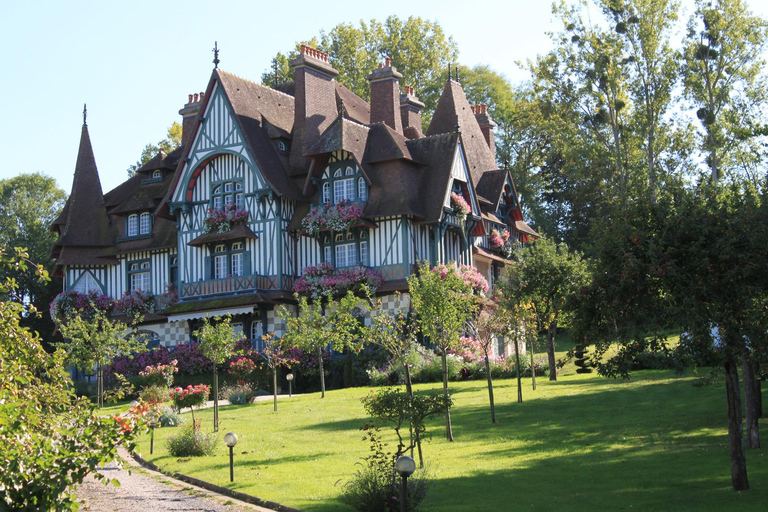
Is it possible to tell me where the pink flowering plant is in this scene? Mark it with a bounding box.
[204,203,249,234]
[294,262,383,299]
[450,192,471,221]
[430,263,489,296]
[116,289,156,317]
[158,282,178,310]
[49,290,115,322]
[139,360,178,388]
[302,199,364,235]
[229,357,258,385]
[170,384,210,428]
[489,228,513,258]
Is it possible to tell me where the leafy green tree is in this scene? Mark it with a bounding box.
[503,238,590,381]
[127,122,182,175]
[0,248,140,510]
[0,173,66,344]
[277,291,364,398]
[56,309,145,409]
[194,315,241,431]
[263,16,458,126]
[683,0,768,183]
[259,332,298,412]
[408,263,480,441]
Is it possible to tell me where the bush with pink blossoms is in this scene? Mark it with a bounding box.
[302,199,364,235]
[204,203,249,234]
[430,263,488,295]
[294,262,383,299]
[115,289,156,317]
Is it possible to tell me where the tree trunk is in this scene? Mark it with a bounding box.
[742,352,760,449]
[757,378,763,419]
[213,362,219,432]
[97,362,104,409]
[547,321,557,381]
[441,350,454,442]
[404,364,422,465]
[530,342,536,391]
[318,346,326,399]
[273,367,278,412]
[485,353,496,423]
[724,358,749,490]
[514,332,523,403]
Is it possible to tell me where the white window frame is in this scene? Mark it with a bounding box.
[139,213,151,235]
[73,272,100,294]
[127,214,138,236]
[335,242,357,268]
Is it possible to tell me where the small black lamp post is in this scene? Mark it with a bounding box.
[286,373,294,397]
[395,455,416,512]
[224,432,238,482]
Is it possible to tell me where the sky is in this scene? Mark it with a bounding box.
[2,0,767,196]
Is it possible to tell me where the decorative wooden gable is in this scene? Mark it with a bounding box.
[172,81,261,204]
[445,141,481,216]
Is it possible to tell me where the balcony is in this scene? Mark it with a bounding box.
[180,274,259,299]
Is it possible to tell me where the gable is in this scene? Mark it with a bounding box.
[444,142,480,215]
[172,82,262,204]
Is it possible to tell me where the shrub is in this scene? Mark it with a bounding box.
[139,385,170,405]
[220,383,254,404]
[49,290,115,322]
[229,357,258,385]
[138,360,178,388]
[166,424,218,457]
[158,407,184,428]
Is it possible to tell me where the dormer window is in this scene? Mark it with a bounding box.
[277,140,287,152]
[320,156,368,206]
[140,213,151,235]
[127,214,138,236]
[358,177,368,201]
[152,169,163,180]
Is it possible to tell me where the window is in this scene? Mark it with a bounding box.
[213,245,227,279]
[277,140,287,152]
[360,237,368,266]
[152,169,162,179]
[335,243,357,268]
[250,319,264,351]
[322,230,369,268]
[231,242,244,276]
[324,245,332,263]
[127,215,138,236]
[212,181,244,210]
[140,213,151,235]
[73,272,100,294]
[358,178,367,201]
[333,170,355,204]
[129,261,150,292]
[235,182,244,208]
[232,322,244,338]
[213,185,223,210]
[322,182,331,204]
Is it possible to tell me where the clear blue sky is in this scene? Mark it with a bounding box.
[1,0,766,196]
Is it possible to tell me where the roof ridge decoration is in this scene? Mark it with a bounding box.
[213,41,220,69]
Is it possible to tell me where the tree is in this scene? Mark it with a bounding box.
[0,248,140,510]
[194,315,241,431]
[259,332,298,412]
[503,238,590,381]
[263,16,459,126]
[277,291,364,398]
[0,173,66,345]
[683,0,768,184]
[408,262,484,441]
[126,122,182,175]
[56,309,145,409]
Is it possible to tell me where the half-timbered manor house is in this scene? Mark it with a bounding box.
[51,46,536,349]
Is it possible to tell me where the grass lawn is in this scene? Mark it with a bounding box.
[134,368,768,511]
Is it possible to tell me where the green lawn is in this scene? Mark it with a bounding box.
[135,370,768,511]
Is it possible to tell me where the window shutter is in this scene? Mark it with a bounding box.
[244,251,252,275]
[204,256,211,280]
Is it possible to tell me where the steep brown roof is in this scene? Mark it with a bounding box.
[426,80,499,186]
[406,133,460,223]
[53,124,114,249]
[476,170,507,210]
[335,82,371,125]
[216,70,303,200]
[364,123,413,164]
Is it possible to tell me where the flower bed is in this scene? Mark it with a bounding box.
[49,290,115,321]
[294,262,383,299]
[302,199,364,235]
[204,203,249,234]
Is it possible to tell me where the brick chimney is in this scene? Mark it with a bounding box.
[400,85,425,139]
[178,92,205,148]
[366,58,403,133]
[290,45,339,172]
[472,104,497,158]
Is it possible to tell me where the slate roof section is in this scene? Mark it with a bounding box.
[476,170,507,210]
[187,223,259,247]
[427,80,499,187]
[405,133,460,223]
[52,124,114,251]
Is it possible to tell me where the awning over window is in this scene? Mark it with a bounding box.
[166,305,255,323]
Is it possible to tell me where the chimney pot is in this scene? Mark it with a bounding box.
[385,57,391,67]
[188,94,193,103]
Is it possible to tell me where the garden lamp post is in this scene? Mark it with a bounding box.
[224,432,238,482]
[395,455,416,512]
[286,373,294,397]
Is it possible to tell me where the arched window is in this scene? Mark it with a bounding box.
[129,261,150,291]
[358,178,367,201]
[127,214,138,236]
[322,182,331,204]
[152,169,162,180]
[139,213,151,235]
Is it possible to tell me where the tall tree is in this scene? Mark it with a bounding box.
[503,238,590,381]
[0,173,66,345]
[683,0,768,184]
[127,122,182,175]
[262,16,458,126]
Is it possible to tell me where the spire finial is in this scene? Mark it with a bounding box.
[212,41,220,69]
[339,99,346,119]
[448,63,452,82]
[83,103,87,125]
[455,64,460,84]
